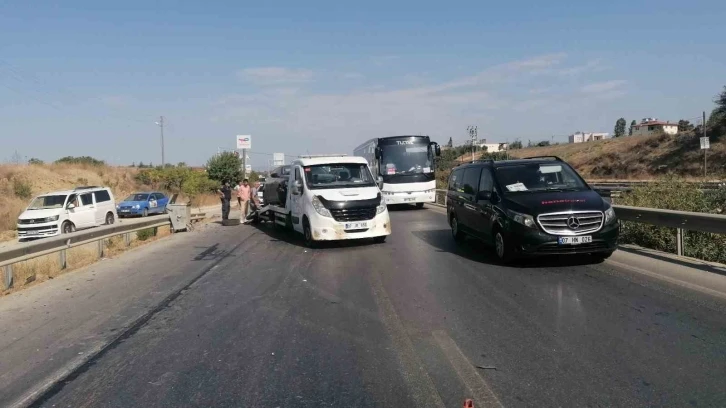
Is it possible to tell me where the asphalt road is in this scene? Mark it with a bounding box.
[29,207,726,407]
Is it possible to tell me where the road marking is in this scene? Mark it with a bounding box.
[368,270,446,408]
[605,259,726,302]
[432,330,503,408]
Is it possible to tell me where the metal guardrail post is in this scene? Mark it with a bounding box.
[98,240,104,258]
[59,250,67,270]
[676,228,684,257]
[3,264,13,290]
[124,233,131,247]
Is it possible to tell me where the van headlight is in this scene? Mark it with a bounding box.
[507,209,537,229]
[604,206,617,225]
[376,200,387,214]
[43,215,59,222]
[311,196,332,218]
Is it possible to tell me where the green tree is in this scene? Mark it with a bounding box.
[614,118,627,137]
[677,119,694,132]
[707,85,726,140]
[447,137,453,148]
[28,158,44,165]
[509,140,523,149]
[536,140,551,147]
[629,120,636,136]
[182,171,218,209]
[206,152,242,184]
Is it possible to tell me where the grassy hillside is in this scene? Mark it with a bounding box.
[0,163,218,241]
[450,132,726,180]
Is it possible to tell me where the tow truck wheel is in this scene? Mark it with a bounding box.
[415,203,424,209]
[303,218,317,248]
[373,236,386,244]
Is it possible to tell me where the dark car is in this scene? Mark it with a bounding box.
[263,165,291,206]
[446,156,618,263]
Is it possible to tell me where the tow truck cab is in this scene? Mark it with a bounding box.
[261,155,391,246]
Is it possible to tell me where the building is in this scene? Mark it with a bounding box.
[568,132,610,143]
[631,118,678,137]
[477,142,509,152]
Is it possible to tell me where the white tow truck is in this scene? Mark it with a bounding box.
[250,155,391,247]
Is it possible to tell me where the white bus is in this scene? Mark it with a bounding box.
[354,135,441,208]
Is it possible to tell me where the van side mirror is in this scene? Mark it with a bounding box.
[477,191,492,201]
[66,203,76,210]
[270,173,279,178]
[376,176,383,188]
[375,147,382,159]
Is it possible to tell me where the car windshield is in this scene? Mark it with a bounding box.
[304,163,376,189]
[495,163,588,193]
[124,193,150,201]
[27,194,67,210]
[380,144,433,175]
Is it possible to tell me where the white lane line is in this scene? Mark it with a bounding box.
[432,330,504,408]
[605,259,726,302]
[369,270,446,408]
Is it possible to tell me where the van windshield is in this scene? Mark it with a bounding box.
[495,163,588,193]
[27,195,67,210]
[303,163,376,189]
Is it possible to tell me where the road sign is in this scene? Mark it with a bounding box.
[245,164,252,172]
[236,135,252,149]
[273,153,285,166]
[700,137,710,150]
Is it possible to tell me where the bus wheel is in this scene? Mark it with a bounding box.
[415,203,424,209]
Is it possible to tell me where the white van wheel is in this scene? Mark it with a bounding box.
[105,212,115,225]
[62,221,76,234]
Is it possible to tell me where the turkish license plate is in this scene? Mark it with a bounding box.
[344,221,368,230]
[120,210,130,213]
[403,197,416,202]
[25,231,39,236]
[558,236,592,245]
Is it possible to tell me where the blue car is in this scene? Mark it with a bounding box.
[117,192,169,217]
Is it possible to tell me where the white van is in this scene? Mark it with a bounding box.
[254,156,391,246]
[17,186,118,241]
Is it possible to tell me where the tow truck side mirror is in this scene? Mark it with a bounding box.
[291,179,303,195]
[433,143,441,157]
[376,176,383,189]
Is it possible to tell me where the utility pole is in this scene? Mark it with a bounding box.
[467,126,478,162]
[703,111,707,179]
[156,116,165,167]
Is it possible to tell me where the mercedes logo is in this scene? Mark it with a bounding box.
[567,216,580,229]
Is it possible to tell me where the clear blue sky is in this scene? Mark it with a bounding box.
[1,0,724,167]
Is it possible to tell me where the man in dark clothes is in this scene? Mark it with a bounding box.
[218,181,232,220]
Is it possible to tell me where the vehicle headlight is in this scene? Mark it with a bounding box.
[311,195,332,218]
[43,215,59,222]
[507,209,537,229]
[376,199,387,214]
[604,206,617,225]
[133,204,141,209]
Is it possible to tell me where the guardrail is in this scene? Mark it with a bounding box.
[1,211,209,290]
[432,189,726,258]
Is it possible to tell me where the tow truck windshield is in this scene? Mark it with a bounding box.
[304,163,376,189]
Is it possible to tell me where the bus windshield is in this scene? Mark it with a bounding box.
[379,144,433,176]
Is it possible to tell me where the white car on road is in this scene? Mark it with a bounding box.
[17,186,118,241]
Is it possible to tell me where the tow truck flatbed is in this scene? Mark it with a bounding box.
[248,204,289,228]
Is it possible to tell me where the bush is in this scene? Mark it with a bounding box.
[28,158,44,165]
[12,178,32,199]
[136,228,156,241]
[618,177,726,263]
[55,156,105,166]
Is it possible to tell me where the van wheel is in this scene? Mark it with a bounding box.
[303,218,316,248]
[142,209,148,217]
[373,236,386,244]
[450,214,465,242]
[105,212,115,225]
[62,221,76,234]
[494,230,515,264]
[415,203,424,209]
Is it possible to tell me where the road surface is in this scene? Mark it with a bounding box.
[2,207,725,407]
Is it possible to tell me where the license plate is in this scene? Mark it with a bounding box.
[25,231,39,236]
[558,236,592,245]
[120,210,130,213]
[344,222,368,230]
[403,198,416,202]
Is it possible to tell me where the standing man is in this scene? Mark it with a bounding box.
[237,179,251,219]
[218,181,232,221]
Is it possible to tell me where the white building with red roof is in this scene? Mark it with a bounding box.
[631,118,679,137]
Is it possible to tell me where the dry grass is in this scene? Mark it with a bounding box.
[0,163,217,241]
[2,225,173,296]
[504,133,725,180]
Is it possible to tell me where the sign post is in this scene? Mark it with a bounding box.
[236,135,252,179]
[273,153,285,166]
[700,136,710,178]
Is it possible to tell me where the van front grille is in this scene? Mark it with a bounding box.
[537,211,603,236]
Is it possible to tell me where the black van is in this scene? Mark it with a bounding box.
[446,156,618,263]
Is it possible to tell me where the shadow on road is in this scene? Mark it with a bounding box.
[411,228,604,268]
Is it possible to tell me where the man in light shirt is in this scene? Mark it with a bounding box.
[237,179,251,219]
